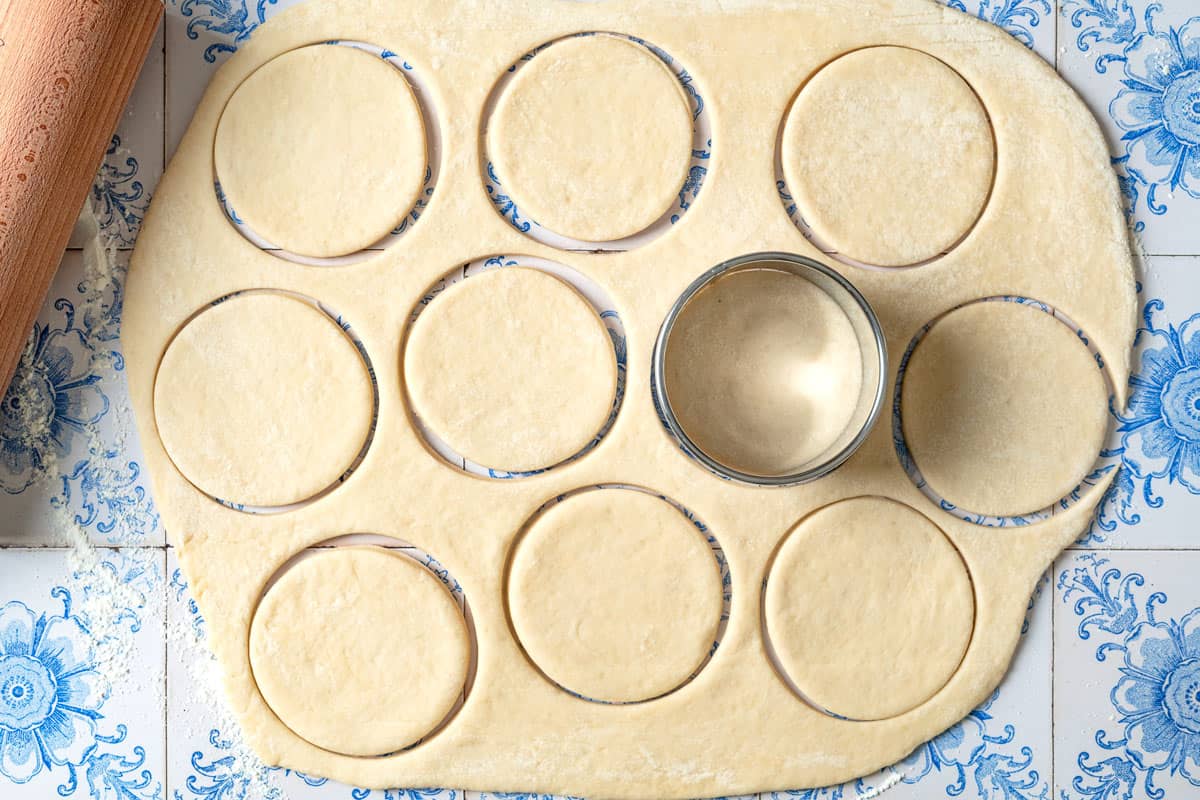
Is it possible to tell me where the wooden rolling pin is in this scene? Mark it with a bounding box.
[0,0,162,392]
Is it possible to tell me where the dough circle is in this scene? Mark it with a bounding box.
[404,267,617,472]
[900,301,1108,517]
[507,489,723,703]
[214,44,427,258]
[154,293,373,507]
[663,268,864,476]
[765,497,974,720]
[781,46,995,267]
[487,35,693,242]
[249,547,469,756]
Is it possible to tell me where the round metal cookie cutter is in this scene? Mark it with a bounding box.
[652,252,888,486]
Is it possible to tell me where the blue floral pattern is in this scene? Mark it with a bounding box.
[0,601,106,783]
[946,0,1053,48]
[1086,297,1200,542]
[0,567,162,799]
[174,728,326,800]
[1,305,107,495]
[1065,2,1200,223]
[91,136,149,248]
[1060,555,1200,796]
[1110,18,1200,211]
[175,0,280,63]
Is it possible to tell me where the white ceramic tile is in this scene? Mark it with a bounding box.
[1076,256,1200,549]
[0,250,162,548]
[0,547,165,798]
[1057,0,1200,255]
[1055,550,1200,798]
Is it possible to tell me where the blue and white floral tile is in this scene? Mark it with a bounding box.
[0,547,166,799]
[1079,256,1200,549]
[1058,0,1200,255]
[68,21,165,252]
[948,0,1059,64]
[1053,550,1200,798]
[0,250,162,549]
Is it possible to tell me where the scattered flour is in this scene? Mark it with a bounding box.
[23,187,286,798]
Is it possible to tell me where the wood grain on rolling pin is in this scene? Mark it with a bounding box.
[0,0,162,391]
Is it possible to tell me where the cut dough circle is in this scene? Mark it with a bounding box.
[507,489,723,703]
[154,293,373,507]
[663,268,864,477]
[249,547,469,756]
[404,267,617,472]
[487,34,693,242]
[214,44,427,258]
[765,497,974,720]
[781,46,995,267]
[900,301,1108,517]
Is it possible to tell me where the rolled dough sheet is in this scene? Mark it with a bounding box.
[214,44,426,258]
[900,301,1109,517]
[765,496,974,721]
[507,488,722,703]
[122,0,1138,795]
[404,267,617,472]
[153,292,373,507]
[249,547,470,756]
[487,34,693,242]
[781,46,995,267]
[663,268,864,476]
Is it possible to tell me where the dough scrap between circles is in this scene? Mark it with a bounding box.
[765,497,974,721]
[214,44,426,258]
[508,489,723,703]
[404,267,617,472]
[154,293,373,507]
[781,46,995,267]
[249,547,469,756]
[487,35,693,242]
[900,301,1108,517]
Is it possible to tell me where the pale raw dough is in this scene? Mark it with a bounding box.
[507,489,722,703]
[153,293,373,507]
[249,547,469,756]
[214,44,426,258]
[781,46,995,267]
[404,267,616,472]
[901,301,1109,517]
[487,34,692,242]
[124,0,1138,795]
[663,268,864,476]
[765,497,974,720]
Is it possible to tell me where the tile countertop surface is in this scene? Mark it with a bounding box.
[2,1,1199,798]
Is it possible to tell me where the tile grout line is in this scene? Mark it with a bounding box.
[162,545,170,799]
[162,14,169,188]
[1053,0,1060,72]
[159,21,170,798]
[1048,8,1062,793]
[1049,561,1057,796]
